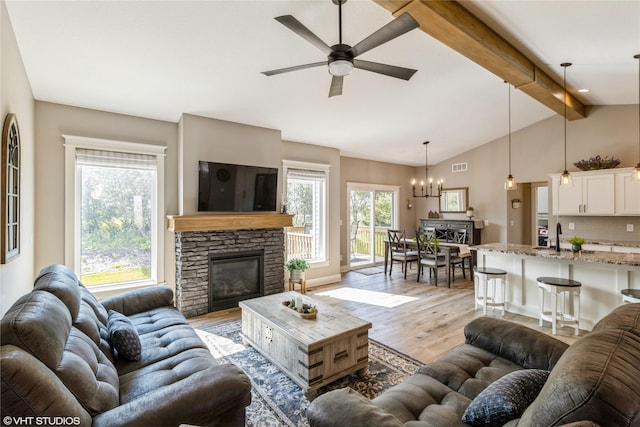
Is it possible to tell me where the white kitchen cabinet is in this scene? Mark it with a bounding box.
[552,172,614,215]
[615,169,640,215]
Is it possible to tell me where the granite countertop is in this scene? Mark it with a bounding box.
[472,243,640,267]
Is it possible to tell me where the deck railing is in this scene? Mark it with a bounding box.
[352,227,388,258]
[287,232,313,259]
[287,226,390,260]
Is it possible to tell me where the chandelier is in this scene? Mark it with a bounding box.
[411,141,442,198]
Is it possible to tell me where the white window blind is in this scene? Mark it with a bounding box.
[76,148,157,170]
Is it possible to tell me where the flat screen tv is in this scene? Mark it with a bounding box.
[198,161,278,212]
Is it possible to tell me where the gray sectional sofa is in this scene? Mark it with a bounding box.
[307,303,640,426]
[1,264,251,426]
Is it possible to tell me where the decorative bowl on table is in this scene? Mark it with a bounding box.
[282,299,318,319]
[574,155,620,171]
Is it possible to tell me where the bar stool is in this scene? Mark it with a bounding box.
[473,267,507,315]
[621,289,640,303]
[537,277,581,335]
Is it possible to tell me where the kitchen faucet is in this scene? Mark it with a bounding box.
[556,223,562,252]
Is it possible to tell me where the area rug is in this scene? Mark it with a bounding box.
[196,320,423,427]
[354,267,385,276]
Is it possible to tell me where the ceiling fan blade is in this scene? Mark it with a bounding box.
[349,13,419,58]
[262,61,326,76]
[329,75,344,98]
[275,15,333,56]
[353,59,417,80]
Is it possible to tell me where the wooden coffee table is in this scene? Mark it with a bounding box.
[239,291,372,399]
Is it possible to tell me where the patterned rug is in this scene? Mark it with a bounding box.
[196,320,423,426]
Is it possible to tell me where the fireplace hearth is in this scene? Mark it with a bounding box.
[209,250,264,311]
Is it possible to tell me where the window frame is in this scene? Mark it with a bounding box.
[282,159,330,266]
[63,135,166,291]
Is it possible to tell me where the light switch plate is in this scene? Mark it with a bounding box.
[569,222,575,230]
[484,220,489,226]
[627,224,634,232]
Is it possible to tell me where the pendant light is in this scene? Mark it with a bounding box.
[633,54,640,183]
[504,81,517,190]
[560,63,573,187]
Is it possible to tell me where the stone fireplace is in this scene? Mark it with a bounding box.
[168,214,293,318]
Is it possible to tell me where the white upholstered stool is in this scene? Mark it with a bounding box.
[537,276,581,335]
[622,289,640,304]
[473,267,507,315]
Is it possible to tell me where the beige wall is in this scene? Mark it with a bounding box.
[339,157,416,268]
[425,104,639,245]
[33,101,179,292]
[0,1,35,316]
[178,114,282,215]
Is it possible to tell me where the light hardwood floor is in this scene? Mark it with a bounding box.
[189,266,582,364]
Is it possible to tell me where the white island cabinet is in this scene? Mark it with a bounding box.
[472,243,640,331]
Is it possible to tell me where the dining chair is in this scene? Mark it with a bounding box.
[387,229,419,279]
[415,231,448,286]
[449,228,471,279]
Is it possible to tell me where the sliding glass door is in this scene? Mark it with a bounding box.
[347,183,398,268]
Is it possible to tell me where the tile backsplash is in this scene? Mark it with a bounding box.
[557,216,640,245]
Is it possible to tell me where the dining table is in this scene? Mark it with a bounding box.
[383,238,473,287]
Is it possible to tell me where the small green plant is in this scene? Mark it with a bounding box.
[466,206,474,211]
[284,258,310,272]
[568,236,586,245]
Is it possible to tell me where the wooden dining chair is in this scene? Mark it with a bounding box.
[449,228,471,279]
[415,231,448,286]
[387,229,419,279]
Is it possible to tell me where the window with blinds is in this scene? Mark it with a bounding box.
[64,136,165,289]
[283,162,329,263]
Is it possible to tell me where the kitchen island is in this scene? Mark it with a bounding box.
[472,243,640,331]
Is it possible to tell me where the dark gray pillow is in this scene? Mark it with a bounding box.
[462,369,550,426]
[107,309,141,361]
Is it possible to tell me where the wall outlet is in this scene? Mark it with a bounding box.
[510,220,514,226]
[484,220,489,226]
[627,224,634,232]
[569,222,575,230]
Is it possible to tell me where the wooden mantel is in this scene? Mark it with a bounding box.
[166,214,294,232]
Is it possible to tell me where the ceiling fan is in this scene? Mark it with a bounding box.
[261,0,420,97]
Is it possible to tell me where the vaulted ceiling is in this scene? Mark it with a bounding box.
[6,0,640,166]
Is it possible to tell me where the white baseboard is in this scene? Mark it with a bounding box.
[306,274,342,289]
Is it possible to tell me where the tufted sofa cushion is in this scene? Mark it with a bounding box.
[308,316,571,427]
[519,313,640,426]
[0,291,120,415]
[592,302,640,337]
[2,264,252,426]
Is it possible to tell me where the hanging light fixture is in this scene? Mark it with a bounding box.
[560,62,573,187]
[633,54,640,183]
[504,81,517,191]
[411,141,442,198]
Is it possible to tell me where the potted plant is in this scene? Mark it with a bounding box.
[285,258,310,283]
[568,236,586,252]
[466,206,475,218]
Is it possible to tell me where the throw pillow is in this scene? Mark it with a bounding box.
[462,369,550,427]
[107,309,142,361]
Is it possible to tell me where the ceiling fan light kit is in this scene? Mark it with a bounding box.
[262,0,419,97]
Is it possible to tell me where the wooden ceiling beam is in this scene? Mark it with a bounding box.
[373,0,586,120]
